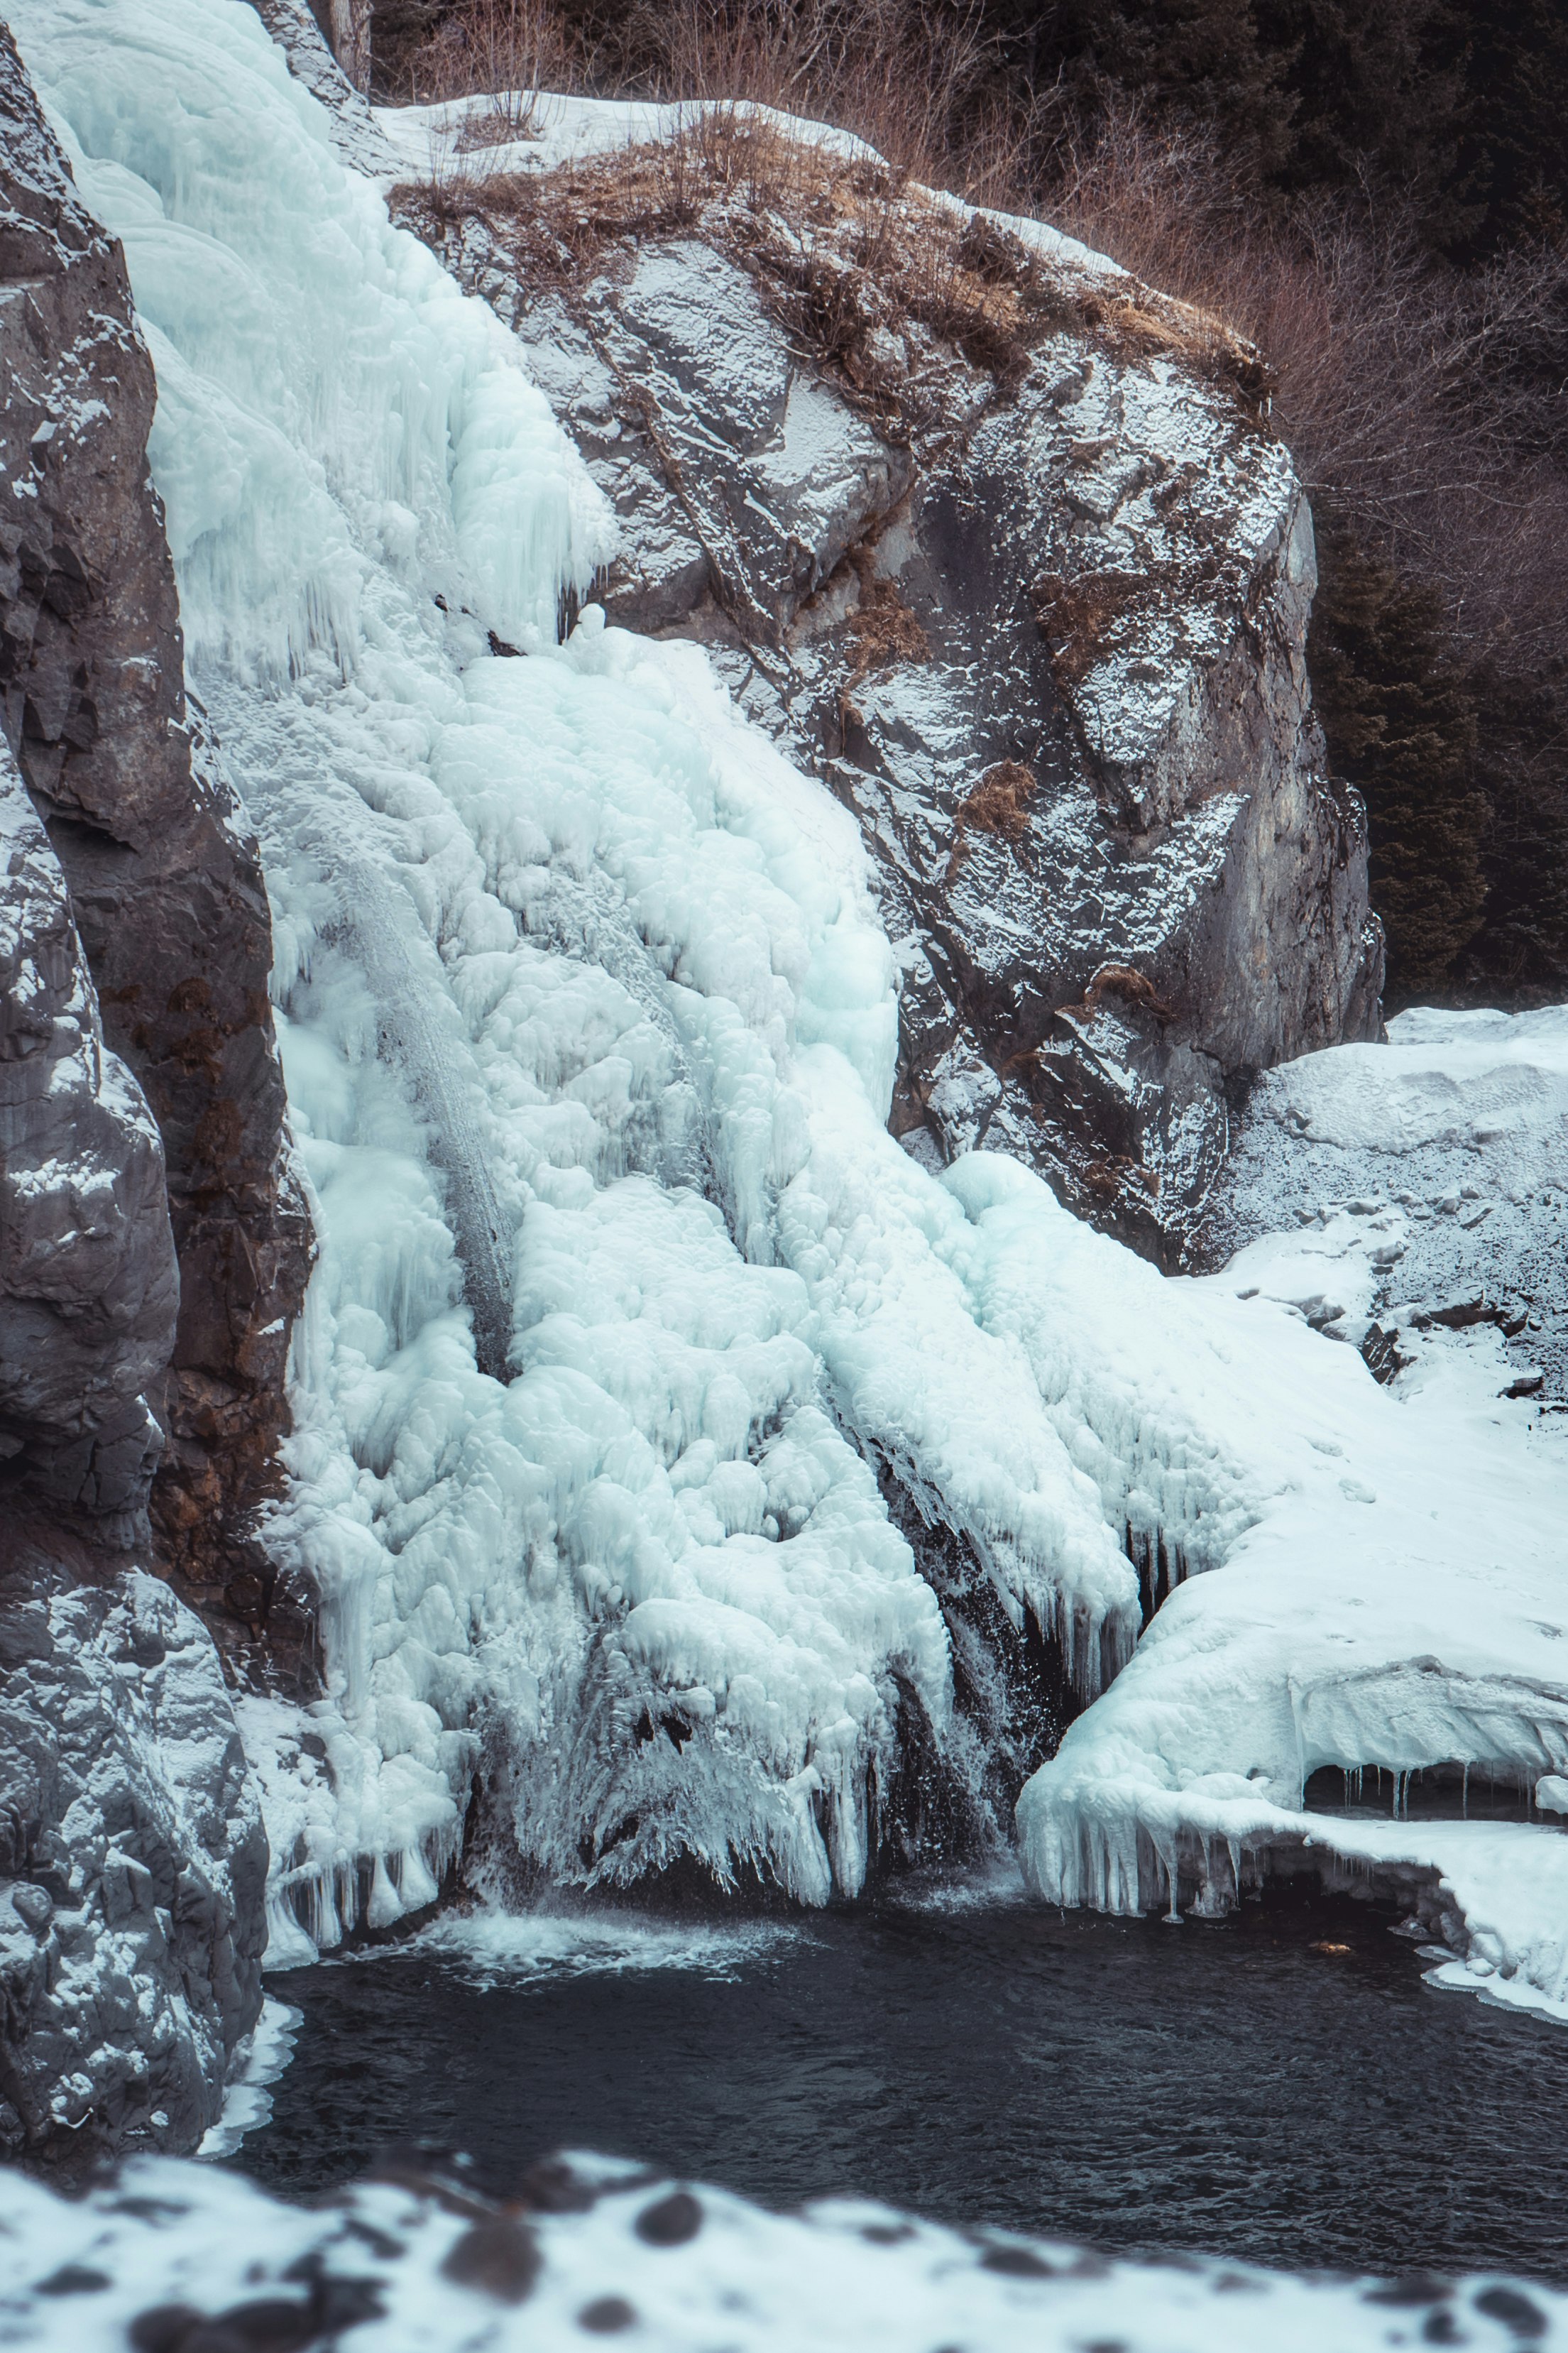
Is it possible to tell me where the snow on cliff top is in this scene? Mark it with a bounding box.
[371,87,1128,284]
[5,2150,1568,2352]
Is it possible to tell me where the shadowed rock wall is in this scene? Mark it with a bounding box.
[0,23,312,1653]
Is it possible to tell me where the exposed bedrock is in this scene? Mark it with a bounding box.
[0,24,312,1656]
[0,1541,266,2171]
[0,745,176,1533]
[407,158,1383,1263]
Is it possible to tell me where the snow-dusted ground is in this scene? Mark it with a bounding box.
[13,0,1568,2033]
[6,2149,1568,2352]
[371,87,1124,283]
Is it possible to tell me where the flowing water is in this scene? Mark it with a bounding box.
[241,1874,1568,2282]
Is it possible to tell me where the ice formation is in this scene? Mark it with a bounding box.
[15,0,1568,2022]
[6,2149,1568,2352]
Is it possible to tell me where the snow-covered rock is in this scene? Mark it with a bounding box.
[1205,1003,1568,1399]
[0,1561,265,2168]
[4,2146,1567,2350]
[392,89,1381,1263]
[1016,1006,1568,2019]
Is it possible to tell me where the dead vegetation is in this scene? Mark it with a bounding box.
[397,104,1272,444]
[1037,107,1568,687]
[844,577,929,682]
[943,760,1038,883]
[1080,963,1175,1023]
[1028,570,1150,689]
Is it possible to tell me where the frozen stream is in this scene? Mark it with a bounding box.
[240,1883,1568,2281]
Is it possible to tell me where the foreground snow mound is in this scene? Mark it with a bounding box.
[4,2151,1567,2353]
[1019,1008,1568,2016]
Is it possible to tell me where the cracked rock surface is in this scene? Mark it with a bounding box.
[0,743,177,1529]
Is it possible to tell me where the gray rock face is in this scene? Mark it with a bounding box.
[406,149,1382,1261]
[245,0,395,173]
[0,23,312,1647]
[0,1546,266,2170]
[0,26,278,2168]
[0,746,177,1533]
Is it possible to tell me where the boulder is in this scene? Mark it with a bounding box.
[401,126,1383,1260]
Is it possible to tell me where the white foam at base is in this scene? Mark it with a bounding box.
[379,1901,804,1987]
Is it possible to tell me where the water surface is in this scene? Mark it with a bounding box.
[244,1874,1568,2281]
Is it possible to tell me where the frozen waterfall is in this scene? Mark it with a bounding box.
[13,0,1139,1941]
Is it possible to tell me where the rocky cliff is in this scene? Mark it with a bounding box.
[0,23,311,1651]
[395,109,1383,1262]
[0,14,307,2164]
[0,1551,266,2167]
[0,714,266,2167]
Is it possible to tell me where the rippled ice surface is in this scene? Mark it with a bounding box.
[243,1877,1568,2281]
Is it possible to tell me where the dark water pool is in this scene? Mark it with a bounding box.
[242,1877,1568,2282]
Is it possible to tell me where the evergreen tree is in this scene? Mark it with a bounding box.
[1308,527,1488,1001]
[1459,666,1568,997]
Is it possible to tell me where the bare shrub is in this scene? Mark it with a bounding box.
[1034,101,1568,680]
[586,0,1002,192]
[945,760,1037,880]
[400,0,574,130]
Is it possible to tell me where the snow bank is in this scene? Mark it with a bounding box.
[6,2149,1568,2351]
[1016,1009,1568,2013]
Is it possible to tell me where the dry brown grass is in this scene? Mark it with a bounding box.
[1028,570,1151,687]
[960,760,1037,841]
[398,104,1271,444]
[1083,962,1174,1022]
[943,760,1038,882]
[845,579,929,681]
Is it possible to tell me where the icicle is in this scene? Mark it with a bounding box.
[366,1853,404,1929]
